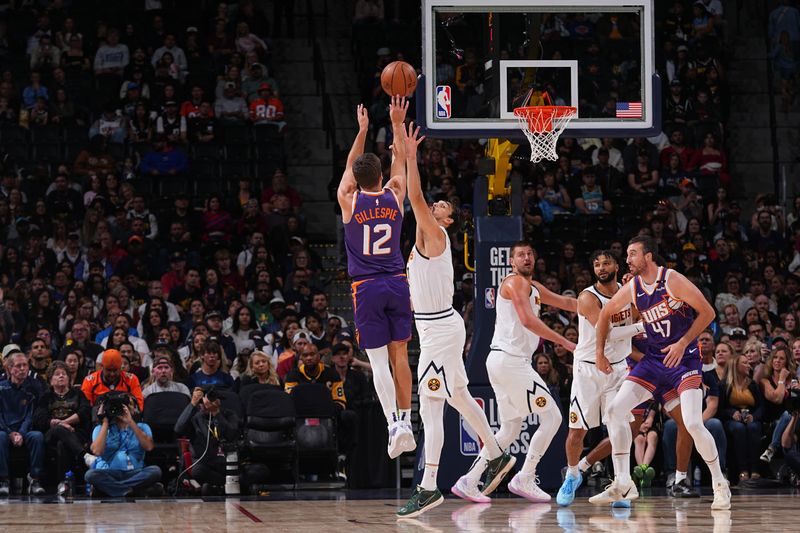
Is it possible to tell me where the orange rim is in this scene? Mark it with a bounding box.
[514,106,577,133]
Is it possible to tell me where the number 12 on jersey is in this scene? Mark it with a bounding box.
[651,320,671,338]
[363,223,392,255]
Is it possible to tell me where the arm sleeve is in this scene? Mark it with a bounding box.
[607,322,646,342]
[174,403,198,436]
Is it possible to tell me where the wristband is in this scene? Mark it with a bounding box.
[779,381,785,385]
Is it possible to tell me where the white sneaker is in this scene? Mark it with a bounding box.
[451,475,490,503]
[388,422,416,459]
[710,479,731,510]
[507,472,551,503]
[84,453,97,468]
[588,478,639,505]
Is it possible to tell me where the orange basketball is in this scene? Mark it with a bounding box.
[380,61,417,97]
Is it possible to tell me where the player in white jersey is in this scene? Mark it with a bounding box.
[396,124,513,518]
[556,250,646,506]
[458,241,577,503]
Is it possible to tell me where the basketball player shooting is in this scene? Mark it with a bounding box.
[462,242,576,503]
[396,124,513,517]
[556,250,646,506]
[337,97,416,459]
[590,236,731,510]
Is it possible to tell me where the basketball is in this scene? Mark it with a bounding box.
[380,61,417,97]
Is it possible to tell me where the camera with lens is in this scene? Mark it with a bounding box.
[98,391,129,420]
[201,385,219,403]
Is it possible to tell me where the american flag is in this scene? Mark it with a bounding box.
[616,102,643,118]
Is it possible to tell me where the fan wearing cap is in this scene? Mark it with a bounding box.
[215,81,249,122]
[81,349,144,411]
[142,355,190,399]
[241,62,279,103]
[155,98,187,144]
[248,81,286,131]
[276,330,313,381]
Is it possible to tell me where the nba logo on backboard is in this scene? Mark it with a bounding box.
[484,288,495,309]
[436,85,451,118]
[460,398,484,455]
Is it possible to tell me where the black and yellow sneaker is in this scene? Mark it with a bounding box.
[481,451,517,495]
[396,485,444,518]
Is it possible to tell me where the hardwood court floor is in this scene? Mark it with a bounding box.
[1,489,799,532]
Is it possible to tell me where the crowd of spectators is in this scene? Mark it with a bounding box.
[0,1,387,496]
[353,1,800,486]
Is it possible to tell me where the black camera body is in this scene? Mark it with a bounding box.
[98,391,129,420]
[202,385,219,403]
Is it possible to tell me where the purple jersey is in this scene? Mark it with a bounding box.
[632,267,698,359]
[344,188,405,279]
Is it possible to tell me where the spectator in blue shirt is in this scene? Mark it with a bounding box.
[186,340,234,389]
[139,136,188,177]
[21,71,48,110]
[84,391,163,497]
[0,350,46,496]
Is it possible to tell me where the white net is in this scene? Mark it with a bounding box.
[514,106,577,163]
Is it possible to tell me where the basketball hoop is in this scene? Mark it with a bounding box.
[514,93,576,163]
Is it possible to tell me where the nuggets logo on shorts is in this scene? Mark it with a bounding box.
[569,411,578,424]
[427,378,441,392]
[535,396,547,408]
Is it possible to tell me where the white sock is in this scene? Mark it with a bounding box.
[366,346,397,425]
[578,457,591,472]
[521,408,561,476]
[448,388,502,460]
[399,409,411,425]
[675,470,687,484]
[567,465,580,477]
[421,464,438,491]
[613,454,632,485]
[679,389,726,483]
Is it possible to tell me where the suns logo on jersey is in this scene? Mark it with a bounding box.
[535,396,547,408]
[427,378,441,392]
[569,411,578,424]
[641,296,688,324]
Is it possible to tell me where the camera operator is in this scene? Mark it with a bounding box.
[85,391,163,497]
[174,386,239,494]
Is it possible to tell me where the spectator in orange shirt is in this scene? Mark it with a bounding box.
[179,84,213,119]
[248,82,286,132]
[81,349,144,410]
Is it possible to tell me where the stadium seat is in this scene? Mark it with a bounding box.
[224,143,251,161]
[222,123,251,144]
[243,388,298,487]
[142,392,191,483]
[290,383,339,480]
[30,125,60,144]
[191,142,221,161]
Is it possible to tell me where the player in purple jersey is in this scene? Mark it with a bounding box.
[591,236,731,510]
[337,97,415,459]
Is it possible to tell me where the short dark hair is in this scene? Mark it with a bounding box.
[510,240,534,257]
[448,203,460,228]
[352,153,382,189]
[589,249,616,264]
[628,235,658,259]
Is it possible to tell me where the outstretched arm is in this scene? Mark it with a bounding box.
[405,122,446,256]
[595,280,634,374]
[535,281,578,312]
[337,105,370,222]
[660,270,715,368]
[385,96,409,204]
[505,276,576,352]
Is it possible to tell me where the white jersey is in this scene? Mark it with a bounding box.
[573,283,633,364]
[490,273,541,359]
[407,226,454,314]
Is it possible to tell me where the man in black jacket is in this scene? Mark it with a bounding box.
[174,386,239,494]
